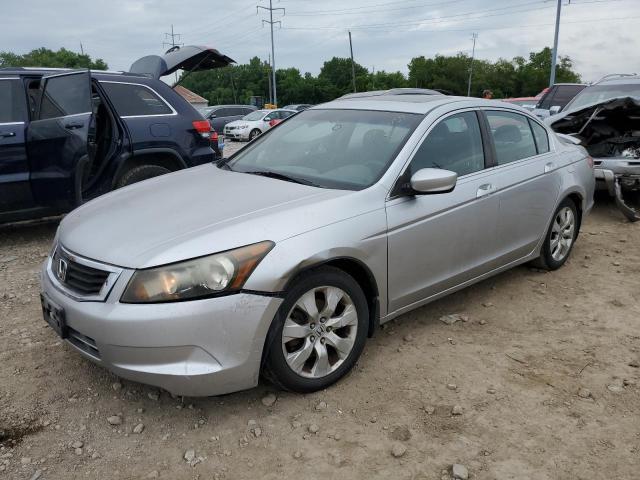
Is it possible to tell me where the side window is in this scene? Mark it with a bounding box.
[408,111,485,177]
[537,88,556,110]
[529,119,550,154]
[100,82,173,117]
[0,80,27,123]
[215,108,230,117]
[264,113,275,121]
[243,108,255,115]
[486,111,538,165]
[39,74,90,120]
[552,85,584,108]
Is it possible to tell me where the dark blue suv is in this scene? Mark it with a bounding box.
[0,46,233,223]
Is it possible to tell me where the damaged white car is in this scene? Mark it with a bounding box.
[546,74,640,221]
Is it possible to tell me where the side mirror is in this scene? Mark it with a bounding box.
[549,105,561,115]
[409,168,457,194]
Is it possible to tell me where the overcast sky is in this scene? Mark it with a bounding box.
[3,0,639,83]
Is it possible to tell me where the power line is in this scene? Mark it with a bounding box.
[286,0,472,16]
[257,0,285,106]
[163,25,183,83]
[467,33,478,97]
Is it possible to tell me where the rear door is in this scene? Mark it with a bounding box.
[27,71,92,209]
[0,76,32,213]
[481,109,561,264]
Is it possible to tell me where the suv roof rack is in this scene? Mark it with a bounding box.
[596,73,639,83]
[340,88,443,99]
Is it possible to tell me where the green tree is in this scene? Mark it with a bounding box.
[0,47,108,69]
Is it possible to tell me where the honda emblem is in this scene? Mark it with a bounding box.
[57,258,68,282]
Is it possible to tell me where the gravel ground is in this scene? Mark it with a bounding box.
[1,182,639,479]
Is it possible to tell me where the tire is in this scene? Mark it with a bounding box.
[533,198,579,270]
[249,129,261,141]
[116,165,171,188]
[263,266,369,393]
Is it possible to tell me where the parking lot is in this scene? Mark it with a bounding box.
[1,191,638,480]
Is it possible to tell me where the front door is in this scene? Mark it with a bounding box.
[0,76,32,213]
[26,71,92,210]
[386,110,499,313]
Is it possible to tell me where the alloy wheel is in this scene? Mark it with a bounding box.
[550,206,575,261]
[281,286,358,378]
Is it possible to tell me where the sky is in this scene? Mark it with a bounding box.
[2,0,639,83]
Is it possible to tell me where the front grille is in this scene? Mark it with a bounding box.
[52,248,110,296]
[67,326,100,359]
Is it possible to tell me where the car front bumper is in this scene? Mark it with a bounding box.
[594,158,640,221]
[223,128,250,140]
[41,262,282,397]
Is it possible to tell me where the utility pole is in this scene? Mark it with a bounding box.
[467,33,478,97]
[349,31,356,93]
[267,54,274,105]
[257,1,285,107]
[549,0,567,87]
[164,25,183,83]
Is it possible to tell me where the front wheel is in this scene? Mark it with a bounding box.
[263,267,369,393]
[534,198,579,270]
[249,129,261,140]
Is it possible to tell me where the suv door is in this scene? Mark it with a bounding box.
[386,110,499,312]
[0,76,32,213]
[482,109,561,263]
[27,71,92,210]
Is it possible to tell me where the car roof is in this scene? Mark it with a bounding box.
[0,67,156,82]
[313,95,541,117]
[210,104,256,109]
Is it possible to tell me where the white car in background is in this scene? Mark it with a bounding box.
[224,109,297,141]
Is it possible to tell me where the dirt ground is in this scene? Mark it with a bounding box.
[1,187,639,479]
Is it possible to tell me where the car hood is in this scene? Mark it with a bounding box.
[59,165,351,269]
[546,96,640,130]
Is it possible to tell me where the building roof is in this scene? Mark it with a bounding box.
[174,85,208,104]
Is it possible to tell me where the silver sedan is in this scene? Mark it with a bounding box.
[40,92,595,396]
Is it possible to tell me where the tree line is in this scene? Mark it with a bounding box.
[0,46,581,106]
[181,47,581,106]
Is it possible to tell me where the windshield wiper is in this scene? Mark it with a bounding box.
[244,170,321,187]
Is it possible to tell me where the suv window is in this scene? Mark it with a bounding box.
[551,85,585,108]
[242,108,255,115]
[408,111,485,177]
[215,108,231,117]
[529,119,550,154]
[486,111,537,165]
[100,82,173,117]
[0,79,27,123]
[39,74,90,120]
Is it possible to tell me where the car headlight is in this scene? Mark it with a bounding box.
[121,241,274,303]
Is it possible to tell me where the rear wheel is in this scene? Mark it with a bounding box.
[249,129,261,141]
[534,198,579,270]
[116,165,171,188]
[263,267,368,393]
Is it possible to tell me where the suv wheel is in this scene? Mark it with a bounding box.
[117,165,171,188]
[263,267,368,393]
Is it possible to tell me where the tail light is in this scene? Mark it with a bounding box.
[211,130,219,143]
[586,156,594,169]
[192,120,211,139]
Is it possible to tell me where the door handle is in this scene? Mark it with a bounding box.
[64,122,84,130]
[0,131,16,138]
[544,162,555,173]
[476,183,496,198]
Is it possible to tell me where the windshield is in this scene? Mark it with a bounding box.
[565,83,640,110]
[226,109,422,190]
[243,110,267,121]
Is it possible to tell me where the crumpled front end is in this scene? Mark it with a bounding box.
[548,96,640,221]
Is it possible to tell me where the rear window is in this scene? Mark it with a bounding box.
[0,79,27,123]
[486,111,538,165]
[39,73,91,120]
[100,82,173,117]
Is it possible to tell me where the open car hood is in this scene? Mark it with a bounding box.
[129,45,235,80]
[547,96,640,133]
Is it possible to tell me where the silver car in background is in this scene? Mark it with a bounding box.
[41,92,595,396]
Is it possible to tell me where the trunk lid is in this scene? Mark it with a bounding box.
[129,45,235,80]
